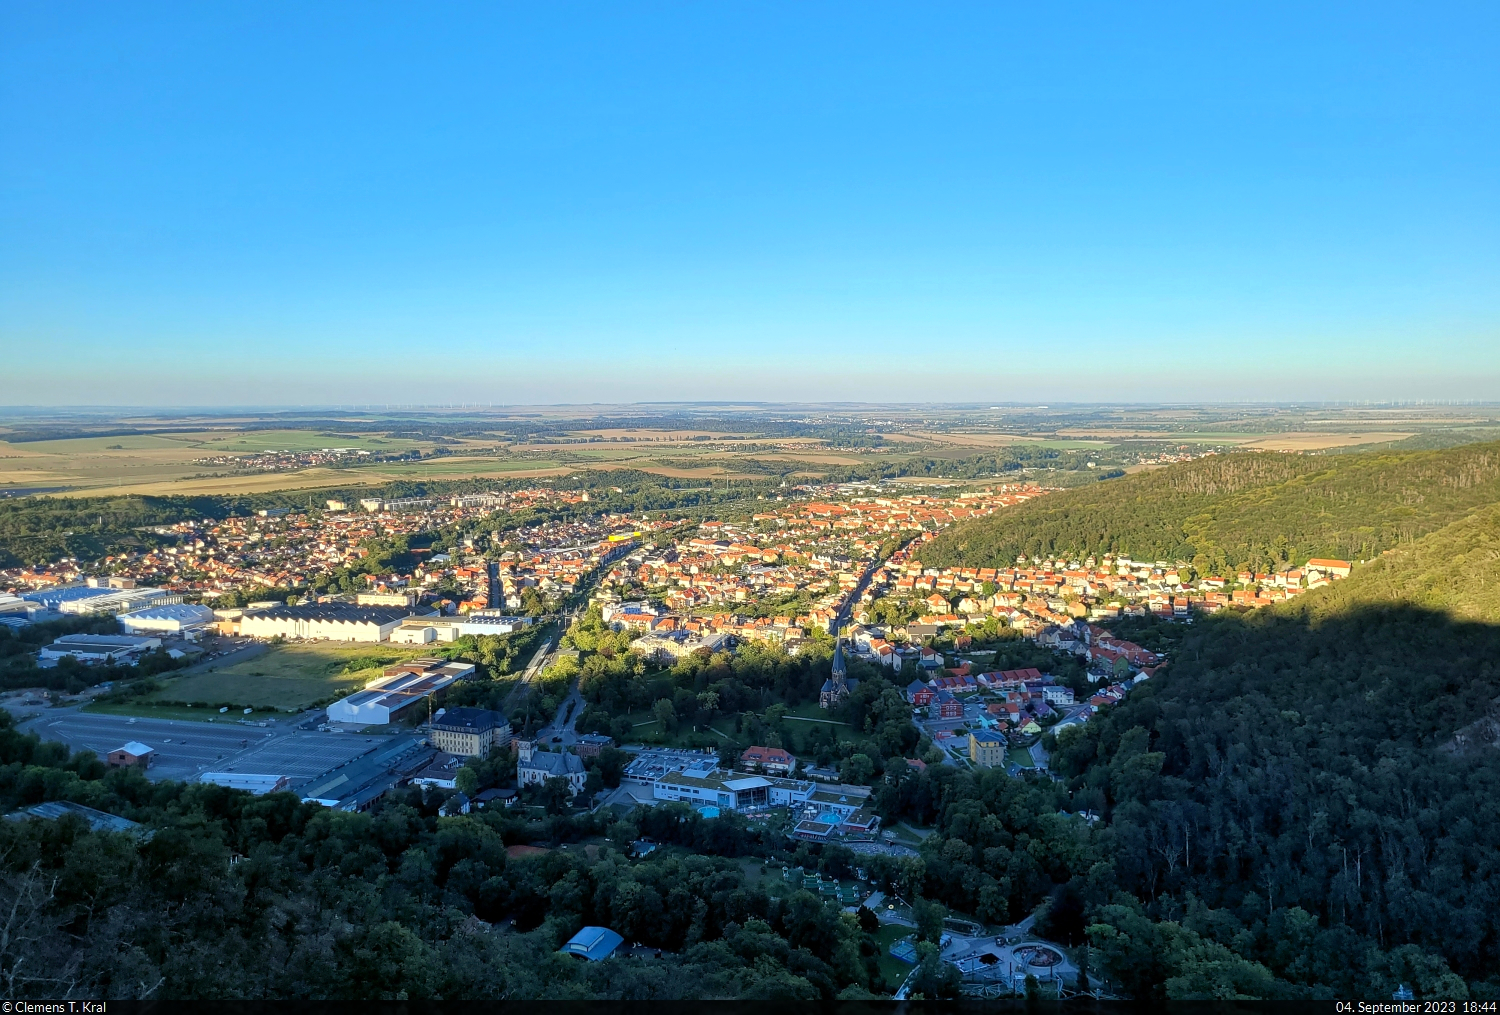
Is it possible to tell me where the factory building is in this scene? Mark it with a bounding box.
[199,773,291,795]
[391,614,534,644]
[38,634,162,665]
[240,602,433,642]
[23,585,178,616]
[118,603,218,637]
[325,658,474,725]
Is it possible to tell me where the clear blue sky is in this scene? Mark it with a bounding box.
[2,2,1497,405]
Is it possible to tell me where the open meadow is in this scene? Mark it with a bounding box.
[142,641,429,711]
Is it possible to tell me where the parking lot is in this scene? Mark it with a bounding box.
[225,733,384,781]
[21,711,383,785]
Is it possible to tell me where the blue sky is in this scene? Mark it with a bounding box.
[2,2,1497,405]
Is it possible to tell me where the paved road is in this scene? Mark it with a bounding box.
[536,679,586,746]
[832,533,920,635]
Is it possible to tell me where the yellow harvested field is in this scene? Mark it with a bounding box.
[745,452,865,466]
[884,431,1031,447]
[75,468,381,497]
[624,465,760,479]
[1053,428,1415,449]
[571,428,742,440]
[0,428,435,495]
[73,464,574,498]
[1236,432,1415,451]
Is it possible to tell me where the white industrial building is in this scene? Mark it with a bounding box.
[240,603,432,643]
[325,659,474,725]
[38,634,162,665]
[391,614,534,644]
[119,603,218,637]
[650,758,818,812]
[24,585,177,617]
[199,772,291,794]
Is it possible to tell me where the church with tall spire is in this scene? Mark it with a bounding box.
[819,636,857,708]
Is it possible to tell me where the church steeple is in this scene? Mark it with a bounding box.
[820,634,856,709]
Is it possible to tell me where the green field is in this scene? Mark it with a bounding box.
[188,429,428,452]
[1007,747,1035,769]
[357,458,565,477]
[81,700,277,723]
[144,641,429,711]
[874,922,917,989]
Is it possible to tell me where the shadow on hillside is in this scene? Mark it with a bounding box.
[1054,603,1500,983]
[1132,602,1500,754]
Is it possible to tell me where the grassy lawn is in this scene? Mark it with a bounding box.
[758,702,859,745]
[81,701,278,723]
[613,709,735,749]
[784,701,849,723]
[143,641,429,711]
[737,857,783,892]
[1007,747,1035,769]
[889,822,928,846]
[875,923,917,990]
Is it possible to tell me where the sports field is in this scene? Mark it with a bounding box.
[144,642,429,710]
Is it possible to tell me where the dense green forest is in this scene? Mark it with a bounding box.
[918,441,1500,576]
[1037,502,1500,999]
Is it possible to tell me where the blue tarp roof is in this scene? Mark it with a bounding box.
[560,926,624,961]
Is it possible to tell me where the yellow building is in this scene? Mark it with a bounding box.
[430,707,512,758]
[969,730,1005,768]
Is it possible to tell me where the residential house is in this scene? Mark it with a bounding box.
[928,689,962,720]
[574,733,615,758]
[429,707,511,758]
[969,731,1005,768]
[740,746,796,775]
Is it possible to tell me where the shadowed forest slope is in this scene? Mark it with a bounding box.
[919,441,1500,576]
[1046,503,1500,997]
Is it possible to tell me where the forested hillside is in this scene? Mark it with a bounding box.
[1044,503,1500,999]
[0,496,221,568]
[1294,500,1500,623]
[918,441,1500,576]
